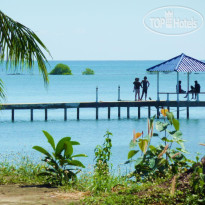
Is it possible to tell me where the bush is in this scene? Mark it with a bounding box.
[33,131,87,186]
[82,68,94,75]
[50,64,72,75]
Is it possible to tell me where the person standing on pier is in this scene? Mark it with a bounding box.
[133,78,142,101]
[194,80,201,99]
[141,76,150,101]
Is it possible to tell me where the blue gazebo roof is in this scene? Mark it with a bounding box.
[147,53,205,72]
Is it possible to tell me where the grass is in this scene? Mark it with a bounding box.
[0,156,204,205]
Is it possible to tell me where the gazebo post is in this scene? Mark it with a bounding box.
[177,72,179,102]
[157,72,160,118]
[187,72,190,101]
[187,72,190,119]
[157,72,159,101]
[177,72,179,119]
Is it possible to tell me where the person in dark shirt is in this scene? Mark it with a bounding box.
[194,80,200,99]
[133,78,141,101]
[176,81,186,93]
[141,76,150,101]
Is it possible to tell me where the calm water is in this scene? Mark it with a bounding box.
[0,61,204,169]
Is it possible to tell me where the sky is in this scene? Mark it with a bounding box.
[1,0,205,60]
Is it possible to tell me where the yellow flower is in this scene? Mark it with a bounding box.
[161,108,168,117]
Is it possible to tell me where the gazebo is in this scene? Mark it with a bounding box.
[146,53,205,102]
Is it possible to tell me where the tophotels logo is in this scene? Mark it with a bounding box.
[143,6,204,36]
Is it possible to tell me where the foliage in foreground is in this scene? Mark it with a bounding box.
[82,68,95,75]
[93,131,112,192]
[33,130,87,185]
[0,156,45,185]
[49,63,72,75]
[126,111,191,181]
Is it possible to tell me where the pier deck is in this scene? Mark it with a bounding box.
[1,100,205,121]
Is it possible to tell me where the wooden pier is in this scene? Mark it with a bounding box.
[1,100,205,121]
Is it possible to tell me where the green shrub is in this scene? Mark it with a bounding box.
[82,68,94,75]
[33,130,87,186]
[50,64,72,75]
[126,111,191,181]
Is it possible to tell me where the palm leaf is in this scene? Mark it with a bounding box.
[0,10,51,84]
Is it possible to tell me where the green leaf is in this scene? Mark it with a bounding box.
[135,157,143,166]
[67,160,85,168]
[32,146,51,157]
[72,154,87,158]
[129,140,138,148]
[156,121,169,132]
[42,130,55,151]
[173,119,180,131]
[55,137,71,156]
[149,158,156,169]
[166,112,174,124]
[128,150,139,159]
[153,133,159,137]
[71,141,80,145]
[64,141,73,158]
[169,130,182,138]
[149,145,157,154]
[138,139,148,154]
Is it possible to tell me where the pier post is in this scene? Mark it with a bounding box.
[127,107,130,119]
[31,109,33,121]
[118,106,120,119]
[157,106,159,119]
[45,108,48,121]
[108,107,110,119]
[64,108,67,121]
[138,106,141,119]
[118,85,121,101]
[11,109,14,122]
[187,106,189,119]
[148,106,151,118]
[177,105,179,119]
[77,108,80,120]
[96,107,98,120]
[96,87,98,102]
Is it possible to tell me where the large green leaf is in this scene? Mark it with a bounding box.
[42,130,55,151]
[138,139,148,154]
[156,121,169,132]
[166,112,174,124]
[55,137,71,156]
[128,150,139,159]
[173,119,180,131]
[64,141,73,158]
[67,160,85,168]
[32,146,51,157]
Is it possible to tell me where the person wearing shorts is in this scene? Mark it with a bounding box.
[141,76,150,101]
[133,78,141,101]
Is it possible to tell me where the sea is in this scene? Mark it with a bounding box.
[0,60,204,171]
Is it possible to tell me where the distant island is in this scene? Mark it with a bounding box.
[82,68,94,75]
[50,64,72,75]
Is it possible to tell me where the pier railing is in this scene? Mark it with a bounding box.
[158,92,205,102]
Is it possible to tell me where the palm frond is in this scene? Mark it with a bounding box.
[0,10,51,84]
